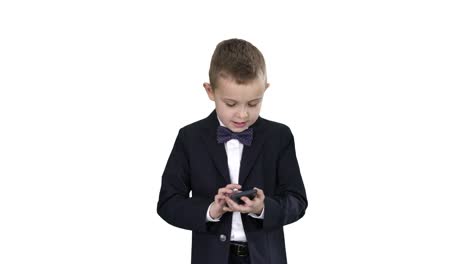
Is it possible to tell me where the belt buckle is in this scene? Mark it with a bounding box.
[236,244,247,257]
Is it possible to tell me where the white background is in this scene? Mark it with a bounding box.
[1,0,467,263]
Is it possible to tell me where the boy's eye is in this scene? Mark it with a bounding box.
[248,103,258,107]
[226,103,236,107]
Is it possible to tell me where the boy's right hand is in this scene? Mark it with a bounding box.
[209,183,242,219]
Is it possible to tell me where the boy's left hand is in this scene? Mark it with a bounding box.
[223,187,265,215]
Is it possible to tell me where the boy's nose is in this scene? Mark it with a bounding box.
[239,110,248,119]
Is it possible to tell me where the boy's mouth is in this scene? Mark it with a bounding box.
[232,121,247,128]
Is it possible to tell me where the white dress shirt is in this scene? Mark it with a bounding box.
[205,119,264,242]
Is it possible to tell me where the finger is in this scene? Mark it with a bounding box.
[223,206,233,212]
[215,194,226,204]
[225,183,242,190]
[225,197,241,211]
[254,187,265,199]
[236,204,252,214]
[218,188,234,196]
[224,196,235,206]
[241,196,254,207]
[226,198,251,213]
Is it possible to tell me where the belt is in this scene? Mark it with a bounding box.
[230,242,249,257]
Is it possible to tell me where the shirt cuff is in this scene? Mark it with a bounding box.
[206,202,222,222]
[248,207,265,219]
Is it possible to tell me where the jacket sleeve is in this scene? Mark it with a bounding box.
[157,129,212,232]
[263,127,308,230]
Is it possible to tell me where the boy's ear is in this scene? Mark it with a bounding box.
[203,82,215,101]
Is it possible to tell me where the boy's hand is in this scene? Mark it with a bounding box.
[224,187,265,215]
[209,184,242,219]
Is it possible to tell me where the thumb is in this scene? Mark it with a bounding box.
[254,187,265,199]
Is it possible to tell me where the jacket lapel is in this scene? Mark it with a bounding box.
[200,110,230,184]
[238,117,266,186]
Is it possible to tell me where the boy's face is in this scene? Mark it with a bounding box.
[204,76,269,133]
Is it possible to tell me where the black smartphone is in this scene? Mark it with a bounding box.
[230,189,257,204]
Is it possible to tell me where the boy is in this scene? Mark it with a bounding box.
[157,38,307,264]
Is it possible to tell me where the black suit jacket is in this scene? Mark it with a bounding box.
[157,110,307,264]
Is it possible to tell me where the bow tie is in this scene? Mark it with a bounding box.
[217,126,253,146]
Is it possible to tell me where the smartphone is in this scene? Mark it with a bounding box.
[230,189,257,204]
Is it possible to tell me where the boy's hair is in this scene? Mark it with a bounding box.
[209,38,266,89]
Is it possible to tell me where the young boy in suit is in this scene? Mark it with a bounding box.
[157,38,307,264]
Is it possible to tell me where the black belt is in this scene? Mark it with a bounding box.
[230,242,249,257]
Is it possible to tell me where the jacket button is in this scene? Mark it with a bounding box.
[219,234,227,242]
